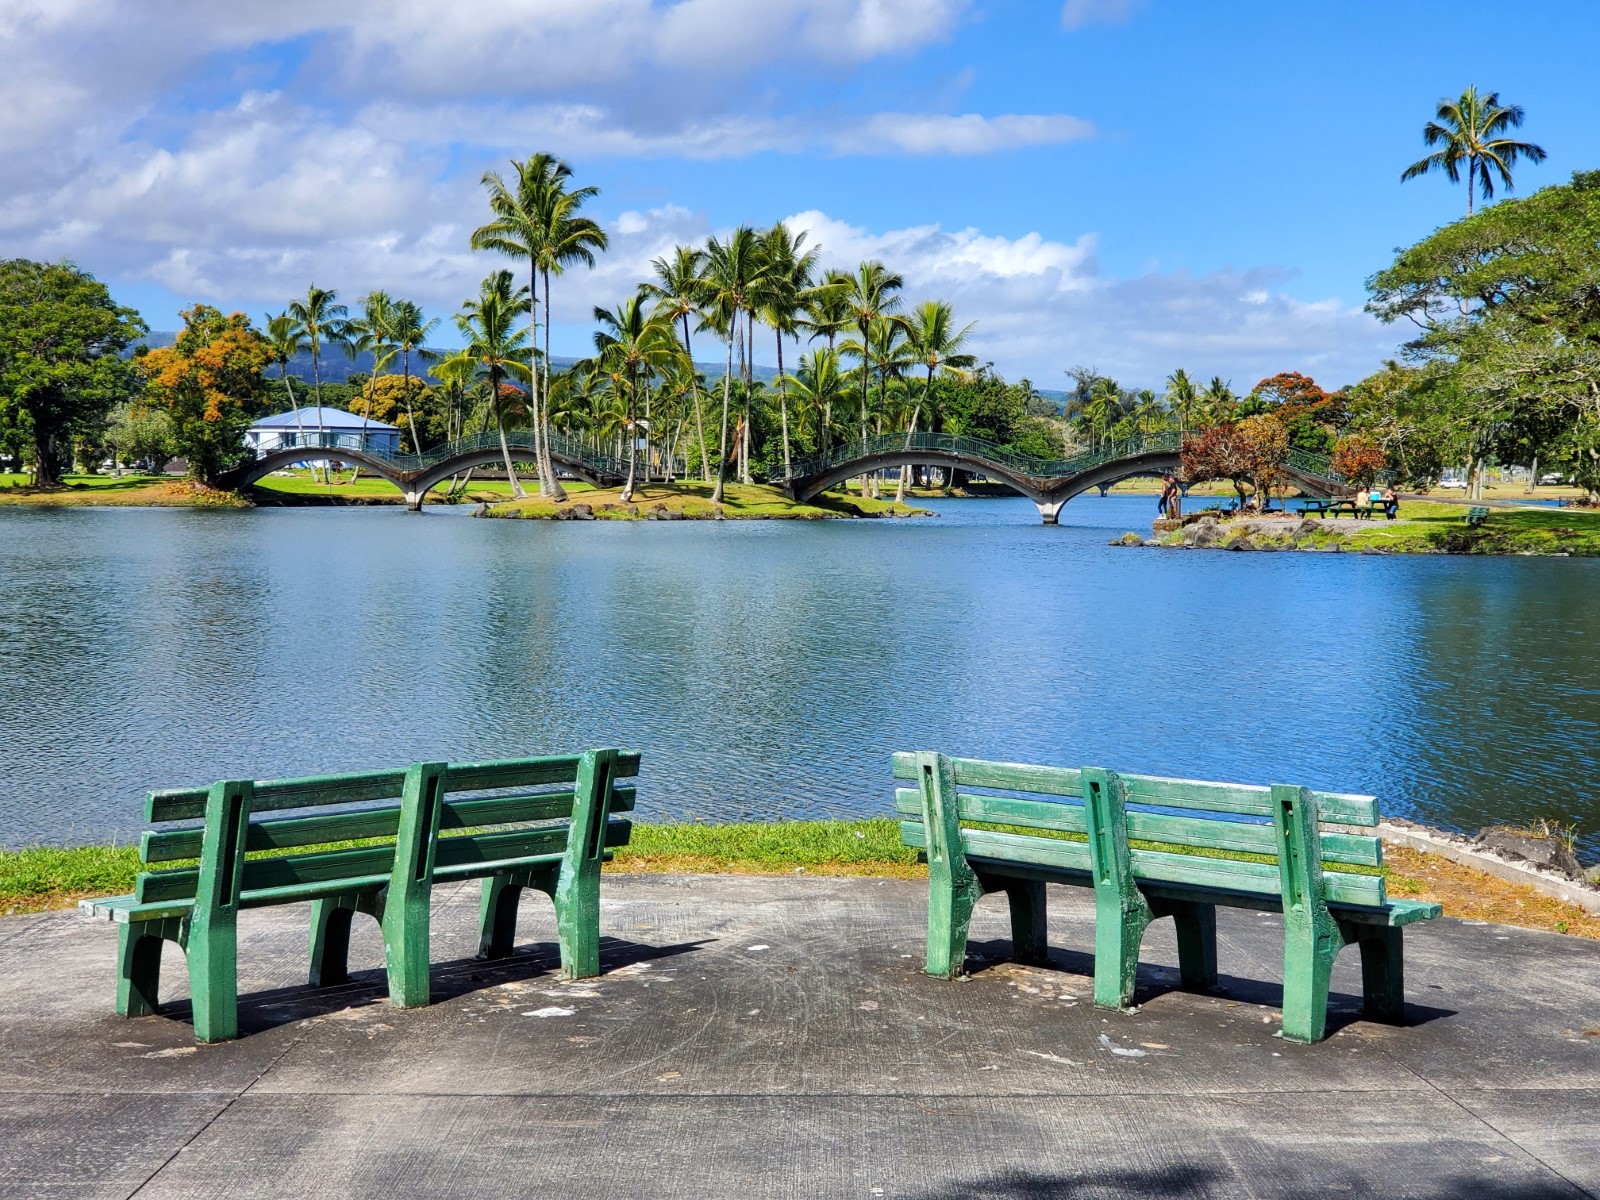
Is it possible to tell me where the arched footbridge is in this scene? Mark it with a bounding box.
[782,431,1360,524]
[217,430,630,509]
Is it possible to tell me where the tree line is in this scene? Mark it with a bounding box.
[4,88,1593,506]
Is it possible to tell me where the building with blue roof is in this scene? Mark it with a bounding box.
[246,407,401,458]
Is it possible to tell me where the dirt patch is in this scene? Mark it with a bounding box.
[1385,845,1600,938]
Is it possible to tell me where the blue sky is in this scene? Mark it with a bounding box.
[3,0,1595,390]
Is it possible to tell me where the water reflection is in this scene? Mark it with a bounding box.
[2,497,1597,853]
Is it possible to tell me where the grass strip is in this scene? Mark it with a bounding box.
[4,818,1595,939]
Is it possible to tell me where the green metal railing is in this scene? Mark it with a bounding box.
[782,429,1372,490]
[243,429,658,482]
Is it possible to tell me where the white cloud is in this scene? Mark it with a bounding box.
[1060,0,1142,31]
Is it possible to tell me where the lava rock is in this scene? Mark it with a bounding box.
[1184,517,1222,548]
[570,504,595,521]
[1473,827,1587,881]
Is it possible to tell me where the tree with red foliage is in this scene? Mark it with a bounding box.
[1181,415,1290,509]
[1331,434,1388,488]
[1250,371,1347,454]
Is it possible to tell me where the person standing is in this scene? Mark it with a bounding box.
[1158,473,1182,520]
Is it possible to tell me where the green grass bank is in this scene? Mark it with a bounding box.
[6,818,1598,940]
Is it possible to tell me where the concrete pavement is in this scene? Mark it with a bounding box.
[3,875,1598,1198]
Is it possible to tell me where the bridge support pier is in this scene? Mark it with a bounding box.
[1035,498,1066,525]
[404,490,424,512]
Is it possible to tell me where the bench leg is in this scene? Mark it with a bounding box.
[1353,924,1405,1023]
[555,866,603,982]
[184,916,239,1044]
[1168,901,1218,992]
[1093,902,1154,1010]
[384,890,434,1010]
[309,898,355,987]
[925,868,981,981]
[116,924,167,1018]
[1280,914,1345,1045]
[1003,880,1048,964]
[478,874,525,961]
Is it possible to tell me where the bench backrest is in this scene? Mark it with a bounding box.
[134,751,640,910]
[893,752,1388,910]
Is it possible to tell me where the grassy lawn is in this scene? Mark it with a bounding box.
[0,473,248,507]
[1342,500,1600,555]
[4,817,1596,938]
[485,480,931,520]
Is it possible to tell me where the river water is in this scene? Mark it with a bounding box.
[2,495,1597,854]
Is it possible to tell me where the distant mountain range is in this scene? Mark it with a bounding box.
[138,333,1066,407]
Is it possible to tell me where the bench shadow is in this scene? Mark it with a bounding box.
[902,1167,1582,1199]
[154,936,709,1037]
[962,938,1457,1034]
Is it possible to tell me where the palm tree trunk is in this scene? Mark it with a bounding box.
[402,350,421,455]
[712,317,734,505]
[682,315,710,483]
[775,328,792,479]
[539,266,568,502]
[621,368,639,503]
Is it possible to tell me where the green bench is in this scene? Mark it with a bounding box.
[80,750,638,1042]
[1465,505,1490,527]
[895,752,1440,1043]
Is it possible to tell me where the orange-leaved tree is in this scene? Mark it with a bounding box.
[1181,414,1289,509]
[137,306,271,482]
[1331,434,1388,489]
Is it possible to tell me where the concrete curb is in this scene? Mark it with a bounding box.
[1379,820,1600,915]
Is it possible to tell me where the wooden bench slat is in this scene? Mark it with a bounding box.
[904,822,1386,908]
[894,790,1381,867]
[147,769,411,823]
[1119,774,1379,826]
[444,751,641,792]
[893,787,1087,833]
[892,752,1082,798]
[139,786,640,864]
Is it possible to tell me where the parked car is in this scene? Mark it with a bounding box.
[1540,472,1564,484]
[1439,478,1468,489]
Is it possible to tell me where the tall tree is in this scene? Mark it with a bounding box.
[0,260,145,487]
[285,285,349,445]
[592,291,675,502]
[1401,86,1547,215]
[389,299,440,454]
[348,291,396,461]
[645,246,712,479]
[842,261,903,497]
[759,223,821,480]
[472,153,607,501]
[1164,368,1199,432]
[458,270,533,498]
[699,227,771,504]
[897,300,977,502]
[136,306,271,483]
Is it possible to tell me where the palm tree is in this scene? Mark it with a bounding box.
[1401,86,1547,215]
[348,291,396,455]
[1164,368,1199,433]
[898,300,977,502]
[1201,375,1236,426]
[458,270,533,498]
[592,291,676,502]
[700,227,771,504]
[1081,377,1123,452]
[842,261,903,497]
[389,299,440,454]
[644,245,713,480]
[430,349,479,496]
[788,348,850,450]
[759,223,821,479]
[286,286,349,445]
[263,312,308,447]
[471,154,607,501]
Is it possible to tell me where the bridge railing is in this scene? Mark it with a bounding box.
[782,430,1384,491]
[240,427,660,482]
[784,430,1185,484]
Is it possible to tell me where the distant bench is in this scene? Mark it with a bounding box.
[1465,506,1490,527]
[81,750,638,1042]
[895,752,1439,1043]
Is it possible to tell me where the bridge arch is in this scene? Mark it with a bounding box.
[406,447,603,502]
[222,447,409,493]
[784,434,1352,524]
[790,450,1052,507]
